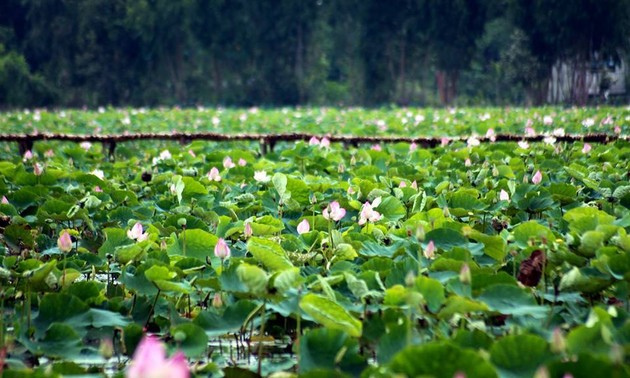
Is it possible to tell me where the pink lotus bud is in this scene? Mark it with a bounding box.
[440,137,450,147]
[188,149,196,158]
[223,156,235,169]
[309,136,320,146]
[532,170,543,185]
[23,150,33,161]
[582,143,591,154]
[80,142,92,151]
[424,240,435,259]
[459,263,471,285]
[320,137,330,149]
[57,230,73,253]
[127,335,189,378]
[214,238,230,259]
[44,149,54,158]
[465,158,472,167]
[94,186,103,192]
[244,222,253,238]
[371,144,382,151]
[550,327,566,354]
[297,219,310,234]
[411,180,418,190]
[615,125,621,134]
[238,158,247,166]
[1,196,8,204]
[409,142,418,152]
[399,181,407,188]
[212,293,223,308]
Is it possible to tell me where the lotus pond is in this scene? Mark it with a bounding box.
[1,107,630,377]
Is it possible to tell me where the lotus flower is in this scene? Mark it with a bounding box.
[223,156,235,169]
[582,118,595,128]
[411,180,418,190]
[297,219,310,234]
[467,136,480,147]
[543,115,553,125]
[91,169,105,179]
[80,142,92,151]
[244,222,253,238]
[23,150,33,161]
[214,238,230,259]
[212,293,223,308]
[409,142,418,152]
[358,197,382,225]
[309,136,320,146]
[320,137,331,149]
[33,163,43,176]
[57,230,73,253]
[323,201,346,222]
[238,158,247,166]
[440,137,450,147]
[499,189,510,201]
[371,144,382,151]
[1,196,8,204]
[159,150,172,160]
[207,167,221,182]
[582,143,592,154]
[254,171,271,183]
[518,140,529,149]
[127,222,148,242]
[399,181,407,188]
[424,240,436,259]
[532,170,543,185]
[126,335,189,378]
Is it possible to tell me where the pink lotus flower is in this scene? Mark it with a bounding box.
[440,137,450,147]
[409,142,418,152]
[297,219,310,234]
[543,115,553,125]
[57,230,73,253]
[486,128,496,142]
[358,197,382,225]
[309,136,320,146]
[615,125,621,134]
[80,142,92,151]
[23,150,33,161]
[399,181,407,188]
[464,158,472,167]
[601,116,613,125]
[518,140,529,149]
[1,196,8,204]
[159,150,172,160]
[44,149,55,158]
[33,163,43,176]
[126,335,189,378]
[499,189,510,201]
[371,144,382,151]
[532,170,543,185]
[238,158,247,166]
[320,137,331,149]
[582,118,595,128]
[214,238,230,259]
[207,167,221,182]
[223,156,235,169]
[424,240,435,259]
[94,186,103,192]
[127,222,148,242]
[582,143,592,154]
[254,171,271,183]
[323,201,346,222]
[467,136,480,147]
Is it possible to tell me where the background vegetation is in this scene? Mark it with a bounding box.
[1,0,630,108]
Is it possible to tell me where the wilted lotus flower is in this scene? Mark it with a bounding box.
[323,201,346,222]
[358,197,382,225]
[254,171,271,183]
[57,230,73,253]
[223,156,235,169]
[214,238,230,259]
[238,158,247,166]
[127,222,148,242]
[297,219,310,234]
[126,335,189,378]
[532,170,543,185]
[499,189,510,202]
[1,196,8,204]
[582,143,592,154]
[80,142,92,151]
[424,240,436,259]
[207,167,221,182]
[23,150,33,161]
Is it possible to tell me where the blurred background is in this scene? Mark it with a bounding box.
[1,0,630,108]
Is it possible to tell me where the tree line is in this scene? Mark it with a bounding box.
[1,0,629,108]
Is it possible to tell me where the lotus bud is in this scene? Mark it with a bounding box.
[416,224,425,241]
[99,338,114,359]
[244,222,253,238]
[532,170,543,185]
[57,230,73,253]
[550,328,566,354]
[212,293,223,308]
[423,240,435,259]
[297,219,310,234]
[1,196,8,204]
[214,238,230,259]
[459,263,471,285]
[405,271,416,287]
